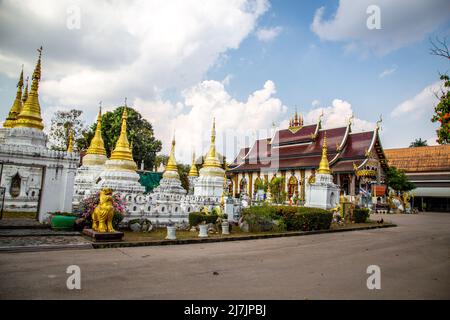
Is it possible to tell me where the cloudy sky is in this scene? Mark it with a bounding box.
[0,0,449,163]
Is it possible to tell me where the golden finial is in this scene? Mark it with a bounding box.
[3,67,24,128]
[317,133,331,174]
[110,105,136,168]
[67,128,74,153]
[203,118,222,168]
[188,151,199,177]
[15,46,44,130]
[348,113,354,126]
[86,104,107,156]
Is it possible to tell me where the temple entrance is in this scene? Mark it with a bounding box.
[287,175,298,199]
[0,162,44,220]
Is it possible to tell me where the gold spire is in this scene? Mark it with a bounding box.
[67,129,74,153]
[15,47,44,130]
[22,76,29,105]
[317,133,331,174]
[188,151,199,177]
[110,107,135,164]
[163,135,180,179]
[86,106,107,156]
[203,118,222,168]
[3,67,24,128]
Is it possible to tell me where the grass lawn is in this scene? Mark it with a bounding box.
[122,220,388,242]
[1,211,37,219]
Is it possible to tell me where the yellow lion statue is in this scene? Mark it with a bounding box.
[92,188,116,233]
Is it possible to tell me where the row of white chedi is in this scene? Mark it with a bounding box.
[73,106,228,222]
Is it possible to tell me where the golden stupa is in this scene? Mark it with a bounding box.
[67,129,74,153]
[317,133,331,175]
[3,67,24,128]
[163,136,180,179]
[198,118,225,178]
[107,107,137,171]
[82,106,108,166]
[188,151,199,177]
[15,47,44,130]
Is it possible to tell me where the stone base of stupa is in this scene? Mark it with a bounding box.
[82,228,124,242]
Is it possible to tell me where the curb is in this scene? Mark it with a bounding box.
[92,223,397,249]
[0,231,81,237]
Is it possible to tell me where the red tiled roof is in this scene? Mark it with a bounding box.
[385,145,450,172]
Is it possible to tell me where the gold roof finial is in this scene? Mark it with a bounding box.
[376,114,383,131]
[203,118,222,168]
[317,133,331,174]
[22,76,29,105]
[110,105,136,166]
[86,103,107,156]
[15,47,44,130]
[188,151,199,177]
[67,128,74,153]
[3,66,24,128]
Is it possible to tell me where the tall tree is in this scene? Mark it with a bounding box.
[385,167,415,194]
[49,109,85,151]
[77,106,162,170]
[430,37,450,144]
[409,138,428,147]
[269,176,286,204]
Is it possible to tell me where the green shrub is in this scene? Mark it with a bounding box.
[189,212,219,226]
[241,205,331,232]
[353,208,370,223]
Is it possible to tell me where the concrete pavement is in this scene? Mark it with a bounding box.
[0,212,449,299]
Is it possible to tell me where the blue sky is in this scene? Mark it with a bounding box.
[0,0,449,162]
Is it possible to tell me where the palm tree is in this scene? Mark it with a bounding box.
[409,138,428,147]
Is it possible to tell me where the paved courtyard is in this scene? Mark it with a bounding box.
[0,212,449,299]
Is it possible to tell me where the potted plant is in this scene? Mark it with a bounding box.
[49,211,79,231]
[165,221,177,240]
[198,220,208,238]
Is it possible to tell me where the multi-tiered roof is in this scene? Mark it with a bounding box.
[229,115,388,174]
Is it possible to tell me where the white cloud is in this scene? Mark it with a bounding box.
[303,99,375,132]
[134,80,287,163]
[0,0,269,108]
[256,26,283,42]
[379,66,397,78]
[311,0,450,55]
[391,81,442,118]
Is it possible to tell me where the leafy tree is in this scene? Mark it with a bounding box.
[77,106,162,170]
[385,166,415,194]
[409,138,428,147]
[430,37,450,144]
[431,74,450,144]
[177,164,190,192]
[49,109,85,151]
[269,176,286,204]
[154,154,169,171]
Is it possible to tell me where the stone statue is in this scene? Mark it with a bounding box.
[92,188,116,232]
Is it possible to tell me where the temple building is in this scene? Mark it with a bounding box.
[385,145,450,212]
[0,48,79,221]
[228,112,388,203]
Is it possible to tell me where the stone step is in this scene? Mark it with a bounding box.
[0,218,49,230]
[0,229,80,237]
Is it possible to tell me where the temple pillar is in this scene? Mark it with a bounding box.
[248,172,253,198]
[233,174,238,197]
[336,173,341,186]
[300,169,305,201]
[350,174,356,197]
